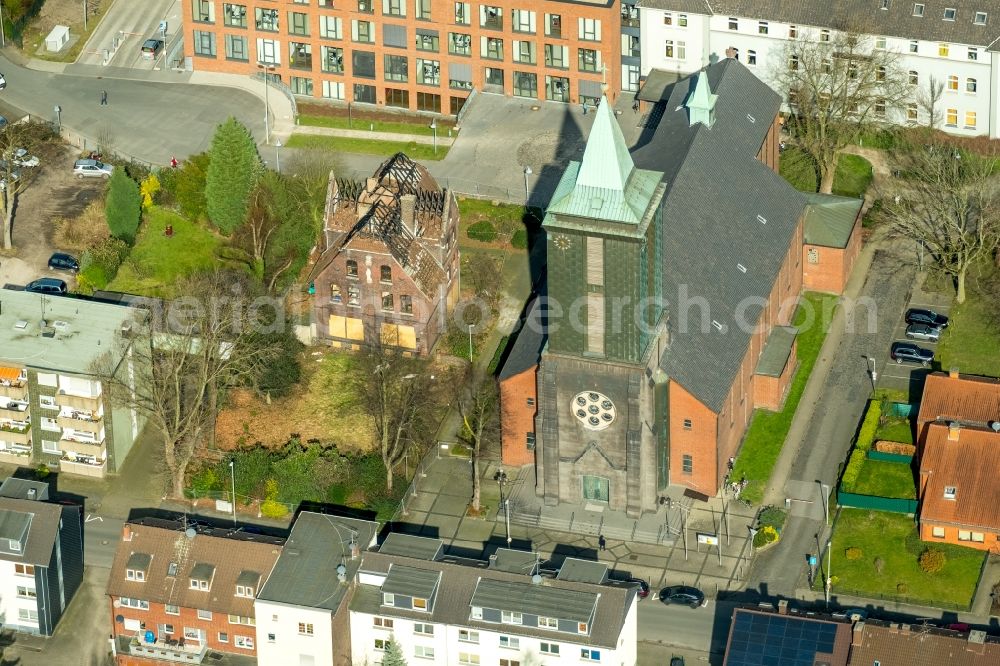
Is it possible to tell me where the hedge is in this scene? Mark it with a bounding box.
[841,401,882,490]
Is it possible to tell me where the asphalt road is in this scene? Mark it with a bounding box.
[638,597,736,655]
[84,512,124,569]
[77,0,180,68]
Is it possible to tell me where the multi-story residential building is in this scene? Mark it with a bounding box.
[638,0,1000,137]
[847,618,1000,665]
[0,289,144,478]
[349,533,638,665]
[0,477,84,636]
[181,0,621,114]
[308,152,461,355]
[255,511,378,666]
[107,518,284,665]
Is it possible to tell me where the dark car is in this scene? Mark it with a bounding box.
[905,308,949,329]
[628,578,650,599]
[141,38,164,60]
[48,253,79,272]
[25,277,67,295]
[905,323,941,342]
[658,585,706,608]
[890,342,934,366]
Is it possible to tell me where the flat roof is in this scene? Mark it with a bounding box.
[0,289,134,375]
[378,533,443,561]
[755,326,797,378]
[0,477,49,501]
[489,548,540,575]
[471,578,598,624]
[556,557,609,584]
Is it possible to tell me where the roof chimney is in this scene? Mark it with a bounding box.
[725,46,737,59]
[26,487,36,500]
[400,194,418,237]
[777,600,788,615]
[948,422,961,441]
[123,524,133,542]
[351,539,361,560]
[851,622,865,647]
[949,366,960,379]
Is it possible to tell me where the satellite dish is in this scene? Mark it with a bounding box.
[185,528,196,539]
[115,614,124,623]
[531,574,542,585]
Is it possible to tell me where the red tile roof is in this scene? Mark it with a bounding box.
[917,372,1000,428]
[919,422,1000,530]
[848,622,1000,665]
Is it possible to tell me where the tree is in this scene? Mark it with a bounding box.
[883,142,1000,303]
[771,29,908,192]
[205,117,261,234]
[380,637,408,666]
[283,146,343,230]
[457,373,500,513]
[917,75,945,130]
[0,120,51,249]
[171,152,211,221]
[95,271,284,498]
[349,342,435,493]
[105,170,142,243]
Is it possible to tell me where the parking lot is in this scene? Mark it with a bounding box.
[875,279,953,394]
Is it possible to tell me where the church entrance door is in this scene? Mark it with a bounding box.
[582,475,610,503]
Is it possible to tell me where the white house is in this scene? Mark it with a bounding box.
[349,534,639,666]
[254,512,378,666]
[637,0,1000,137]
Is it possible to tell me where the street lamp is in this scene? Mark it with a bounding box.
[256,62,276,144]
[229,460,237,527]
[818,481,830,527]
[275,139,282,173]
[467,323,474,361]
[494,469,510,545]
[429,120,437,154]
[825,539,832,606]
[523,166,532,204]
[867,355,878,392]
[54,105,62,131]
[747,525,759,557]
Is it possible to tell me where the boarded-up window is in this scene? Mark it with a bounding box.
[330,315,365,340]
[586,292,604,355]
[807,247,819,264]
[586,236,603,286]
[381,323,417,349]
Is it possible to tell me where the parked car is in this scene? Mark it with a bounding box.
[890,342,934,366]
[72,158,113,179]
[47,253,79,272]
[0,73,7,90]
[833,607,868,622]
[628,578,650,599]
[0,116,8,128]
[141,38,164,60]
[25,277,68,295]
[12,148,38,168]
[670,658,685,666]
[658,585,706,608]
[905,323,941,342]
[905,308,949,329]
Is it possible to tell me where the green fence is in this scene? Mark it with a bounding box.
[837,491,917,514]
[888,402,914,418]
[867,451,913,464]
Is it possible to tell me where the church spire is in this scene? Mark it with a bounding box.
[575,96,634,192]
[685,71,717,128]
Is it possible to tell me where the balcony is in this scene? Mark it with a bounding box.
[57,412,104,434]
[0,382,27,401]
[59,438,106,457]
[0,427,31,446]
[0,448,31,465]
[118,633,208,664]
[60,456,107,478]
[0,402,28,419]
[55,391,102,411]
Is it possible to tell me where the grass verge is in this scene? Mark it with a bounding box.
[732,293,838,504]
[937,294,1000,378]
[826,509,984,609]
[779,147,819,193]
[849,459,916,499]
[298,114,455,137]
[832,154,874,198]
[874,419,913,444]
[285,134,448,160]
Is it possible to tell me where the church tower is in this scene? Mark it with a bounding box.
[536,97,667,517]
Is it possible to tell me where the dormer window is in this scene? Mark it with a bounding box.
[944,486,957,499]
[413,597,427,610]
[974,11,986,24]
[913,3,924,15]
[236,585,254,598]
[9,539,21,551]
[501,610,522,625]
[382,592,395,606]
[578,622,589,633]
[190,578,209,590]
[943,7,956,20]
[126,569,145,581]
[538,616,558,629]
[471,606,483,619]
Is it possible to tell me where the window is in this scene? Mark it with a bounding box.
[347,285,360,306]
[757,21,768,34]
[197,609,212,620]
[289,11,309,35]
[908,70,918,85]
[932,526,945,538]
[663,40,685,60]
[965,111,977,128]
[499,635,520,650]
[579,48,600,71]
[449,32,471,55]
[820,29,830,42]
[459,655,480,666]
[120,597,149,610]
[375,638,391,651]
[807,247,819,264]
[540,643,560,655]
[727,17,737,30]
[352,20,374,43]
[972,532,985,542]
[499,661,521,666]
[966,78,977,93]
[578,622,588,633]
[413,597,428,610]
[225,34,248,60]
[876,65,886,82]
[267,633,275,642]
[526,432,536,449]
[582,649,602,662]
[875,99,886,117]
[959,530,972,541]
[875,36,887,49]
[909,40,918,53]
[379,265,392,282]
[358,0,373,12]
[224,3,247,27]
[166,604,180,615]
[679,13,687,26]
[383,0,405,17]
[788,54,799,70]
[968,47,978,60]
[414,623,434,635]
[513,70,536,97]
[17,609,38,622]
[663,12,673,25]
[501,610,522,625]
[682,418,692,430]
[512,9,535,33]
[322,46,344,73]
[16,586,36,598]
[946,108,957,126]
[190,579,209,591]
[544,44,567,68]
[526,397,535,406]
[944,485,957,499]
[913,3,924,16]
[579,17,600,41]
[416,31,438,51]
[481,5,502,30]
[482,37,503,60]
[458,629,480,643]
[682,454,693,474]
[255,7,279,30]
[747,49,756,66]
[298,623,314,635]
[193,0,214,21]
[545,13,562,37]
[513,41,535,64]
[126,569,145,581]
[322,80,345,99]
[346,259,358,277]
[384,49,408,79]
[943,7,956,20]
[400,295,413,314]
[939,43,949,56]
[234,636,254,649]
[415,646,435,659]
[193,30,216,56]
[228,615,255,626]
[538,616,558,629]
[320,15,342,38]
[947,75,958,91]
[906,103,918,121]
[373,617,394,628]
[415,0,431,20]
[974,11,987,25]
[788,25,797,38]
[471,606,483,620]
[219,632,229,642]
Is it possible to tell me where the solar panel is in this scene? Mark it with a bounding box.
[725,611,841,666]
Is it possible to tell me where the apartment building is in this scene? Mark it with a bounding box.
[0,289,144,479]
[254,512,378,666]
[349,533,638,665]
[638,0,1000,137]
[107,518,284,665]
[0,477,84,636]
[181,0,621,113]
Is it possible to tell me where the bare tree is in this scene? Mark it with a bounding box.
[96,272,284,498]
[349,342,436,493]
[0,121,49,249]
[884,142,1000,303]
[283,146,344,229]
[917,76,945,130]
[772,30,908,192]
[457,373,499,513]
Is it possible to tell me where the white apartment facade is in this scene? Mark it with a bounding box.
[637,0,1000,137]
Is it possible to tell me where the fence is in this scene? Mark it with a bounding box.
[385,446,448,526]
[837,490,917,514]
[867,450,913,464]
[829,585,974,612]
[184,488,297,521]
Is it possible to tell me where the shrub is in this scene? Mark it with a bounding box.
[172,152,211,221]
[845,546,863,560]
[873,557,885,574]
[35,464,50,480]
[467,220,497,242]
[753,525,779,548]
[919,548,946,573]
[896,582,909,594]
[53,201,110,253]
[78,237,131,293]
[758,506,787,530]
[140,173,161,210]
[105,170,142,244]
[260,499,288,518]
[857,401,882,452]
[841,448,868,491]
[511,228,528,249]
[189,468,223,496]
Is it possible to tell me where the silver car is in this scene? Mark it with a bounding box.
[12,148,38,168]
[73,158,113,179]
[905,323,941,342]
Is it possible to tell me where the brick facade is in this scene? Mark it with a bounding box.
[753,340,798,412]
[802,214,861,294]
[181,0,619,113]
[918,521,1000,554]
[499,366,537,467]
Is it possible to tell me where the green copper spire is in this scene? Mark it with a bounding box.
[686,71,717,128]
[576,96,635,192]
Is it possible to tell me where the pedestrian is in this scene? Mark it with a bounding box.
[632,100,640,113]
[582,103,588,115]
[598,535,606,551]
[100,90,108,106]
[170,156,179,169]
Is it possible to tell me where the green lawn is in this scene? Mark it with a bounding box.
[298,114,456,137]
[779,147,819,193]
[874,419,913,444]
[108,208,223,297]
[849,459,916,499]
[827,509,984,609]
[832,154,874,198]
[732,293,838,503]
[285,134,448,160]
[937,295,1000,378]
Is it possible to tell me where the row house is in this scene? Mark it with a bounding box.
[638,0,1000,137]
[0,288,144,478]
[181,0,621,114]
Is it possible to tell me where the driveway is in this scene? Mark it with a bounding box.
[77,0,181,69]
